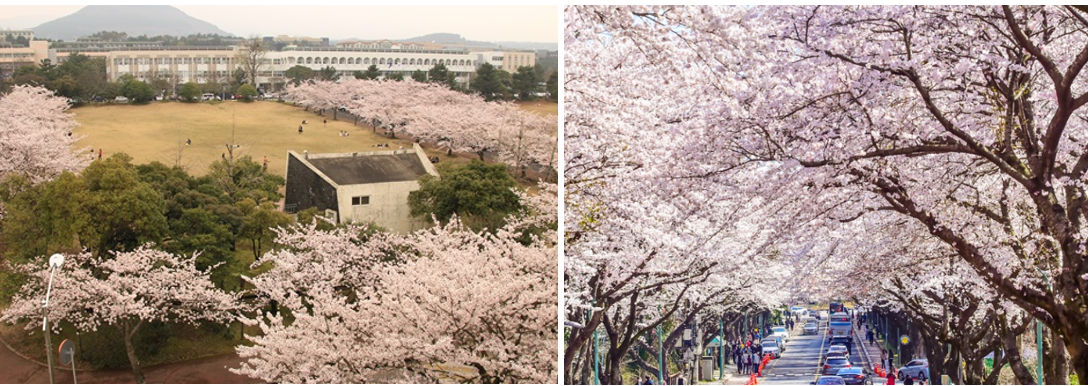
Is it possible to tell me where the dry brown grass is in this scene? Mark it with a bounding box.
[515,101,559,117]
[74,101,444,177]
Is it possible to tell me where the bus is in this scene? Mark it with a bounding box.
[829,302,844,314]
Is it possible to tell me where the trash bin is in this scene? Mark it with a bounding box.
[700,356,714,380]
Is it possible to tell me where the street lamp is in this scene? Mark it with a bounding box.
[41,253,64,384]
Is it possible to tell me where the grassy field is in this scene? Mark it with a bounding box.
[72,101,423,177]
[71,100,557,178]
[515,100,559,116]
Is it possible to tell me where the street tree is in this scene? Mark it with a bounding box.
[0,247,238,383]
[565,5,1087,383]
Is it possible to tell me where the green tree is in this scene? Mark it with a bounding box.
[428,62,449,84]
[179,81,202,102]
[120,78,155,103]
[317,66,340,81]
[408,160,523,232]
[470,63,508,102]
[0,173,88,262]
[79,154,169,258]
[206,155,285,203]
[237,83,258,102]
[360,64,381,80]
[411,70,427,82]
[546,71,558,101]
[284,65,314,86]
[512,65,540,100]
[386,72,404,81]
[238,199,292,260]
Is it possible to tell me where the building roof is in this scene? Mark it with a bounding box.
[305,152,429,185]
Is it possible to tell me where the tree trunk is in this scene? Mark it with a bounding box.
[1065,339,1086,386]
[1043,329,1069,385]
[998,322,1037,385]
[123,319,146,383]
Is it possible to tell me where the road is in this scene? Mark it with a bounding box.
[757,319,891,385]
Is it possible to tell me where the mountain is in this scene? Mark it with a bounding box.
[33,5,232,41]
[393,32,557,51]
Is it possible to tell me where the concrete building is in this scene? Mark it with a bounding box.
[284,143,438,233]
[0,35,539,91]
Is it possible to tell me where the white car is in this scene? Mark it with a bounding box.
[762,341,781,358]
[804,323,819,335]
[772,326,790,341]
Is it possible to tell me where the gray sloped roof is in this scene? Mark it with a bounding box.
[307,153,428,185]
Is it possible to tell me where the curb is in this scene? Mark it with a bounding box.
[0,327,78,371]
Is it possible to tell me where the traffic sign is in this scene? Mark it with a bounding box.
[58,339,74,366]
[900,335,910,345]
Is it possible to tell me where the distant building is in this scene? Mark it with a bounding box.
[284,143,438,233]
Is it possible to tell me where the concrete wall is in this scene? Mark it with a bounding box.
[284,152,338,215]
[336,180,427,233]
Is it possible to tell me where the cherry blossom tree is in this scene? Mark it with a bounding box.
[565,4,1086,383]
[286,79,558,174]
[0,247,239,383]
[233,191,557,383]
[0,85,88,186]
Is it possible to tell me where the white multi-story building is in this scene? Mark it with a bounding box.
[0,36,539,91]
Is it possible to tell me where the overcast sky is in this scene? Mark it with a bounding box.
[0,5,559,43]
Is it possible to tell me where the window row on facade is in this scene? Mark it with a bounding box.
[289,56,475,67]
[113,57,233,65]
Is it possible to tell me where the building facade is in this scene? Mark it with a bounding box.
[0,36,539,91]
[284,143,438,233]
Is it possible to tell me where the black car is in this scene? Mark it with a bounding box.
[836,368,873,385]
[831,336,851,347]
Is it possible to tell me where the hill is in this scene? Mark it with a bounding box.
[34,5,231,41]
[393,32,557,51]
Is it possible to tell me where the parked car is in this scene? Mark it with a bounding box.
[772,326,790,341]
[114,95,129,103]
[897,359,929,382]
[836,368,873,385]
[822,357,852,375]
[804,322,819,335]
[761,340,781,358]
[765,335,784,352]
[812,375,847,385]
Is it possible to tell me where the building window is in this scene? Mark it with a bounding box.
[352,196,370,206]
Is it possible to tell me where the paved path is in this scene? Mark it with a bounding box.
[0,336,259,384]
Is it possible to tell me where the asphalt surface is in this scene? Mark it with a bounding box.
[757,320,888,385]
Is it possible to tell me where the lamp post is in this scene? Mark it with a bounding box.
[41,253,64,384]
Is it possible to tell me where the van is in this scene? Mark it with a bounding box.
[201,93,215,101]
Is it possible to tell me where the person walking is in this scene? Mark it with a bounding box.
[98,148,102,160]
[743,350,751,375]
[751,351,760,375]
[298,125,304,134]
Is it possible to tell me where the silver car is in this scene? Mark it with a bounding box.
[762,340,781,358]
[898,359,929,382]
[804,323,818,335]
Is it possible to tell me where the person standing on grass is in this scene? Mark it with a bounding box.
[299,125,303,134]
[98,148,102,160]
